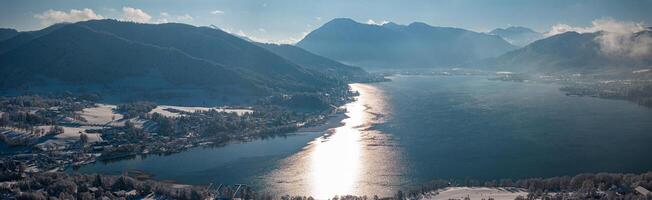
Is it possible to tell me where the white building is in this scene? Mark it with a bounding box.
[635,186,651,196]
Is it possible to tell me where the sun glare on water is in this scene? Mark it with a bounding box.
[262,83,401,198]
[309,92,367,198]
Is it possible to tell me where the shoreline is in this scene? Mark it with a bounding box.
[66,87,362,180]
[296,112,347,133]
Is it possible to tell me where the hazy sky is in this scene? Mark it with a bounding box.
[1,0,651,43]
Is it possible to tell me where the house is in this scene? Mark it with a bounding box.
[496,71,513,77]
[88,187,99,193]
[125,189,138,197]
[635,186,651,196]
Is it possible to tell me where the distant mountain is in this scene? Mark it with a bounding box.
[489,26,544,47]
[478,31,652,73]
[296,18,517,69]
[0,20,344,104]
[254,42,372,82]
[0,28,18,42]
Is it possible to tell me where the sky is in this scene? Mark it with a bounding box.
[1,0,652,44]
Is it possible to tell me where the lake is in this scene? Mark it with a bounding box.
[73,75,652,198]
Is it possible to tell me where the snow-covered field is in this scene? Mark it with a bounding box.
[214,107,254,116]
[79,104,252,121]
[78,104,123,125]
[35,126,103,150]
[423,187,528,200]
[149,105,253,117]
[4,104,253,150]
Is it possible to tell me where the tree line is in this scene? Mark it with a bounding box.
[400,172,652,200]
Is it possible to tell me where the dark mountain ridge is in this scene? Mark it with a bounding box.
[75,20,335,92]
[0,20,354,104]
[0,28,19,42]
[0,24,69,54]
[0,24,258,95]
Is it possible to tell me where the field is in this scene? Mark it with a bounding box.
[424,187,528,200]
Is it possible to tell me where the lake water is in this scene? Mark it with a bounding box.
[73,75,652,198]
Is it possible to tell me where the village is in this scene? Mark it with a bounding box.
[0,89,353,176]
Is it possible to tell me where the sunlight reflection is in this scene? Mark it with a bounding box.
[310,84,370,199]
[262,83,398,198]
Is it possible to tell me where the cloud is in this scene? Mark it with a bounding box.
[272,31,310,44]
[210,10,225,15]
[547,18,645,36]
[547,18,652,59]
[103,8,117,12]
[34,8,104,27]
[176,14,193,21]
[366,19,389,26]
[122,7,151,23]
[156,12,193,23]
[222,28,307,45]
[227,29,264,42]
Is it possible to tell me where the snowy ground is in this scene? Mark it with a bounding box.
[79,104,252,121]
[4,104,253,150]
[77,104,123,126]
[149,105,253,117]
[35,126,103,150]
[423,187,528,200]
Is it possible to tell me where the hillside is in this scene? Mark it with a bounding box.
[0,24,68,54]
[0,24,262,100]
[479,31,652,73]
[254,42,373,82]
[0,20,348,104]
[75,20,336,92]
[0,28,18,42]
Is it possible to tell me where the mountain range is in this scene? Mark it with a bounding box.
[0,20,369,104]
[2,18,649,103]
[298,19,652,74]
[297,18,517,69]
